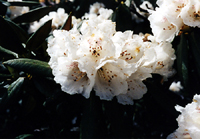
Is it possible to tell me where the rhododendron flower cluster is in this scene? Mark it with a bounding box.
[47,12,176,105]
[28,8,81,33]
[148,0,200,42]
[167,94,200,139]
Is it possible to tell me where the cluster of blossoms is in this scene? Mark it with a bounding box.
[167,94,200,139]
[47,7,176,105]
[28,8,81,33]
[8,0,29,19]
[148,0,200,42]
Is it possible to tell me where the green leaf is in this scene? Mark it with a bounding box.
[5,19,29,43]
[80,91,106,139]
[12,6,54,23]
[0,46,18,59]
[9,1,40,7]
[60,12,72,31]
[111,3,133,31]
[4,65,19,79]
[3,58,53,77]
[15,134,34,139]
[176,33,189,92]
[0,77,24,110]
[188,29,200,77]
[7,77,24,96]
[26,19,52,51]
[0,16,27,55]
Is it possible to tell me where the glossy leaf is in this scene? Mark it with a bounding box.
[5,65,19,79]
[26,19,52,51]
[188,29,200,78]
[6,19,29,43]
[0,46,18,59]
[111,3,133,31]
[0,16,27,55]
[9,1,40,6]
[0,77,24,110]
[12,6,54,23]
[7,77,24,96]
[60,12,72,30]
[176,34,189,91]
[3,58,53,77]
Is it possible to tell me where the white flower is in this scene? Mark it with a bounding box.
[47,17,130,101]
[180,0,200,27]
[167,94,200,139]
[47,15,176,105]
[82,2,113,20]
[169,81,183,92]
[148,0,200,42]
[8,0,29,19]
[148,0,185,42]
[28,8,81,33]
[89,2,105,15]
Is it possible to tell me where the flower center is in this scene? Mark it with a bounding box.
[69,62,87,82]
[97,67,117,83]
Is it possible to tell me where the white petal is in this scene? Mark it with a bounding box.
[94,62,128,100]
[180,0,200,27]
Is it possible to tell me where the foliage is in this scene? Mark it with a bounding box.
[0,0,199,138]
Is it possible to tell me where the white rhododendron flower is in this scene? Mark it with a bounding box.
[89,2,105,14]
[169,81,183,92]
[29,8,81,33]
[167,94,200,139]
[148,0,200,42]
[47,14,176,105]
[83,2,113,20]
[8,0,29,19]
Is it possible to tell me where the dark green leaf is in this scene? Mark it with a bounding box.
[111,3,133,31]
[0,16,27,55]
[15,134,34,139]
[5,65,19,79]
[7,77,24,96]
[3,58,53,77]
[0,1,7,16]
[60,12,72,30]
[80,91,106,139]
[188,29,200,77]
[12,6,54,23]
[5,19,29,43]
[9,1,40,6]
[26,19,52,51]
[0,77,24,110]
[176,34,189,92]
[0,46,18,59]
